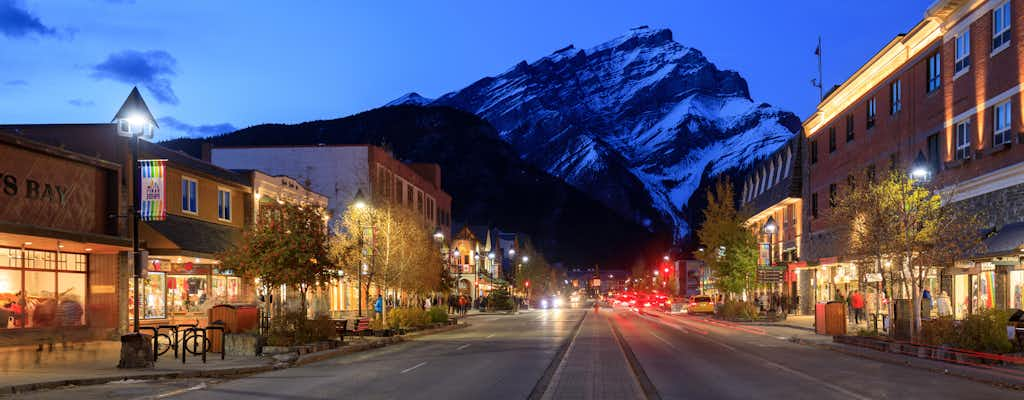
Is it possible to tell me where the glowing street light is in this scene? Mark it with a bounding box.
[910,151,932,182]
[522,255,530,263]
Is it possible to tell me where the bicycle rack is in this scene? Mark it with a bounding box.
[158,325,180,359]
[206,325,226,360]
[137,327,159,362]
[181,327,208,364]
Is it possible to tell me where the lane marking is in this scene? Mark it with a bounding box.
[486,333,496,338]
[400,361,427,374]
[456,343,471,350]
[649,331,678,350]
[638,312,871,400]
[152,383,207,399]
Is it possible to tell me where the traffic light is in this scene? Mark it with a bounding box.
[525,280,530,288]
[663,267,669,274]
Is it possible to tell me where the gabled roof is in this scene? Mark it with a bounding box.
[111,87,159,128]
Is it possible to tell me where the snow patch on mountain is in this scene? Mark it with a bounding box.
[386,92,433,106]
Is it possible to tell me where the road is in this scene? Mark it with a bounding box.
[12,306,1022,400]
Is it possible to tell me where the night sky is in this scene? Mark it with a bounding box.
[2,0,930,141]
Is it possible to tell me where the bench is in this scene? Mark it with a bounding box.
[348,318,371,337]
[332,319,348,342]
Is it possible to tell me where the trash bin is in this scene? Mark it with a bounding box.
[208,304,258,333]
[824,301,847,335]
[814,303,826,334]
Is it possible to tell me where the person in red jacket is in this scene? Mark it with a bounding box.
[850,290,865,325]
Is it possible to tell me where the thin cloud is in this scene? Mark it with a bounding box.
[158,116,236,138]
[0,0,56,38]
[68,98,95,107]
[91,50,179,105]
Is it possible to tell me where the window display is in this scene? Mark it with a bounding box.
[167,274,209,313]
[143,272,166,319]
[0,247,88,329]
[1010,270,1024,310]
[953,274,969,319]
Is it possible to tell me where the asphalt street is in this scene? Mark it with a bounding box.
[11,306,1024,400]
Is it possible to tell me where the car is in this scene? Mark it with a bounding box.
[686,295,715,314]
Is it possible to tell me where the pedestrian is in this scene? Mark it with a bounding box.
[448,295,456,314]
[458,295,467,316]
[851,290,865,325]
[936,290,952,318]
[374,294,383,318]
[922,288,933,320]
[424,297,431,310]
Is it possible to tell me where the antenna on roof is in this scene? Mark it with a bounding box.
[811,36,824,102]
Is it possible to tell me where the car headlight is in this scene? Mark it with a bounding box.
[553,298,563,307]
[541,299,549,308]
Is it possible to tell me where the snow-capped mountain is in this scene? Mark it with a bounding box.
[386,92,433,106]
[390,27,800,237]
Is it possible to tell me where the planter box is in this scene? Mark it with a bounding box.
[225,333,265,357]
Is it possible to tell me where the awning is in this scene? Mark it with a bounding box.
[976,221,1024,258]
[143,214,242,259]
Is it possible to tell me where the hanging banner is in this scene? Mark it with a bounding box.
[139,159,166,221]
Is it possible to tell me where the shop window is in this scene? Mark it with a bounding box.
[0,269,22,328]
[143,272,166,319]
[166,275,210,313]
[0,248,87,329]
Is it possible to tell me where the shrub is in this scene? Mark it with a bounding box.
[486,287,513,311]
[717,300,759,320]
[957,309,1014,354]
[265,312,334,346]
[427,306,448,323]
[919,309,1014,353]
[387,307,430,329]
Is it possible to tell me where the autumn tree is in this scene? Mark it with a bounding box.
[331,204,443,327]
[220,202,333,317]
[833,170,984,338]
[695,178,758,298]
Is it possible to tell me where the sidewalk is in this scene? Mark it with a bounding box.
[0,334,402,395]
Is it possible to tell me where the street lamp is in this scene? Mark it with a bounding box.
[663,255,670,261]
[522,255,529,263]
[433,228,444,241]
[352,189,370,317]
[763,215,777,267]
[113,87,156,334]
[910,151,932,182]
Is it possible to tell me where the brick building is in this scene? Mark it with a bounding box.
[803,0,1024,317]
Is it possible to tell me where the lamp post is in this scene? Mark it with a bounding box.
[762,216,777,267]
[113,88,156,334]
[353,189,368,317]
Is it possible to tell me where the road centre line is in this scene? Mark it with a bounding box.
[400,361,427,374]
[456,343,471,350]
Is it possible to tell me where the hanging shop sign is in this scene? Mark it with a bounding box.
[865,273,883,283]
[139,159,166,221]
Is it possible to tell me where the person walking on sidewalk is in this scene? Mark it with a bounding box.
[851,290,865,325]
[922,288,933,320]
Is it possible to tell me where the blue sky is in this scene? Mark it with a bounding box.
[1,0,931,140]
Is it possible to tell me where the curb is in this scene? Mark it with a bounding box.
[788,336,1024,391]
[0,323,471,395]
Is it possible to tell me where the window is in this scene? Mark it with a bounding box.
[217,189,231,221]
[890,80,902,114]
[888,153,899,171]
[926,53,941,92]
[994,100,1012,146]
[395,181,403,206]
[847,174,856,190]
[993,2,1012,51]
[786,204,795,225]
[927,133,940,172]
[0,248,89,329]
[828,126,836,152]
[845,114,855,142]
[811,193,819,218]
[866,98,876,128]
[955,31,971,73]
[866,164,877,183]
[810,139,819,164]
[829,183,837,207]
[955,120,972,160]
[181,177,198,213]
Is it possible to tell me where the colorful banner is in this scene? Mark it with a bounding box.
[139,159,166,221]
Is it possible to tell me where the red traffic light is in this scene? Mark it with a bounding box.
[525,281,530,287]
[663,267,669,273]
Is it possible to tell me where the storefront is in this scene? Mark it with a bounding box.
[0,132,129,342]
[132,256,244,324]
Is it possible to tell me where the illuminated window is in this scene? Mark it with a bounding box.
[994,101,1012,146]
[182,177,198,213]
[217,189,231,221]
[955,120,971,160]
[993,2,1012,51]
[890,80,902,114]
[926,53,941,92]
[866,98,876,128]
[954,31,970,73]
